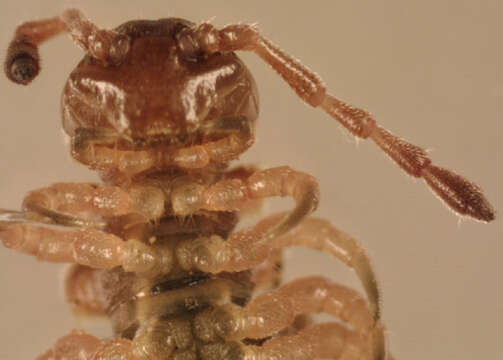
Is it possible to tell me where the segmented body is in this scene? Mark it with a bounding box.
[1,8,494,360]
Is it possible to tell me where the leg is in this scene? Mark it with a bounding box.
[0,219,123,267]
[194,277,384,357]
[275,216,380,318]
[216,320,383,360]
[223,165,263,216]
[22,182,165,224]
[249,248,283,291]
[37,330,135,360]
[70,128,161,178]
[176,215,380,319]
[71,130,205,175]
[172,166,319,239]
[245,322,383,360]
[36,330,101,360]
[182,23,495,222]
[65,265,107,316]
[0,216,173,275]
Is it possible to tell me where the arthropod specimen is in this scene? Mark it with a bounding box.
[1,8,495,360]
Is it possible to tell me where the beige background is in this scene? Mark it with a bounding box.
[0,1,501,359]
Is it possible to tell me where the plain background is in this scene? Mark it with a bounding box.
[0,1,501,359]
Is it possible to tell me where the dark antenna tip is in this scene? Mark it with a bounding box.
[4,38,40,85]
[5,53,40,85]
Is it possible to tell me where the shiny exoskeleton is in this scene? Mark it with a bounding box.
[1,8,494,360]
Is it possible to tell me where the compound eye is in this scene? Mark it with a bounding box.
[5,40,40,85]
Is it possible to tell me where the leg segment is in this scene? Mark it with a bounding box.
[177,215,380,319]
[37,330,135,360]
[22,182,165,224]
[36,330,101,360]
[65,265,107,316]
[0,220,124,267]
[201,323,386,360]
[172,166,319,239]
[70,128,160,179]
[276,217,381,318]
[223,165,263,216]
[71,128,195,176]
[249,248,283,292]
[194,277,384,359]
[0,216,173,275]
[184,23,495,222]
[244,322,383,360]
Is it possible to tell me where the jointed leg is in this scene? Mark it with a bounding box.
[36,330,101,360]
[37,324,384,360]
[174,166,319,278]
[18,166,265,232]
[276,216,381,318]
[223,165,263,216]
[0,218,173,275]
[1,166,318,277]
[249,248,283,291]
[65,265,108,316]
[0,220,123,266]
[177,215,380,319]
[172,166,319,239]
[195,277,386,359]
[0,181,165,270]
[199,323,380,360]
[250,322,377,360]
[70,128,161,178]
[182,22,495,222]
[37,330,135,360]
[22,181,165,225]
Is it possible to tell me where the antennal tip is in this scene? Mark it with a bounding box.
[422,165,496,223]
[4,38,40,85]
[5,53,39,85]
